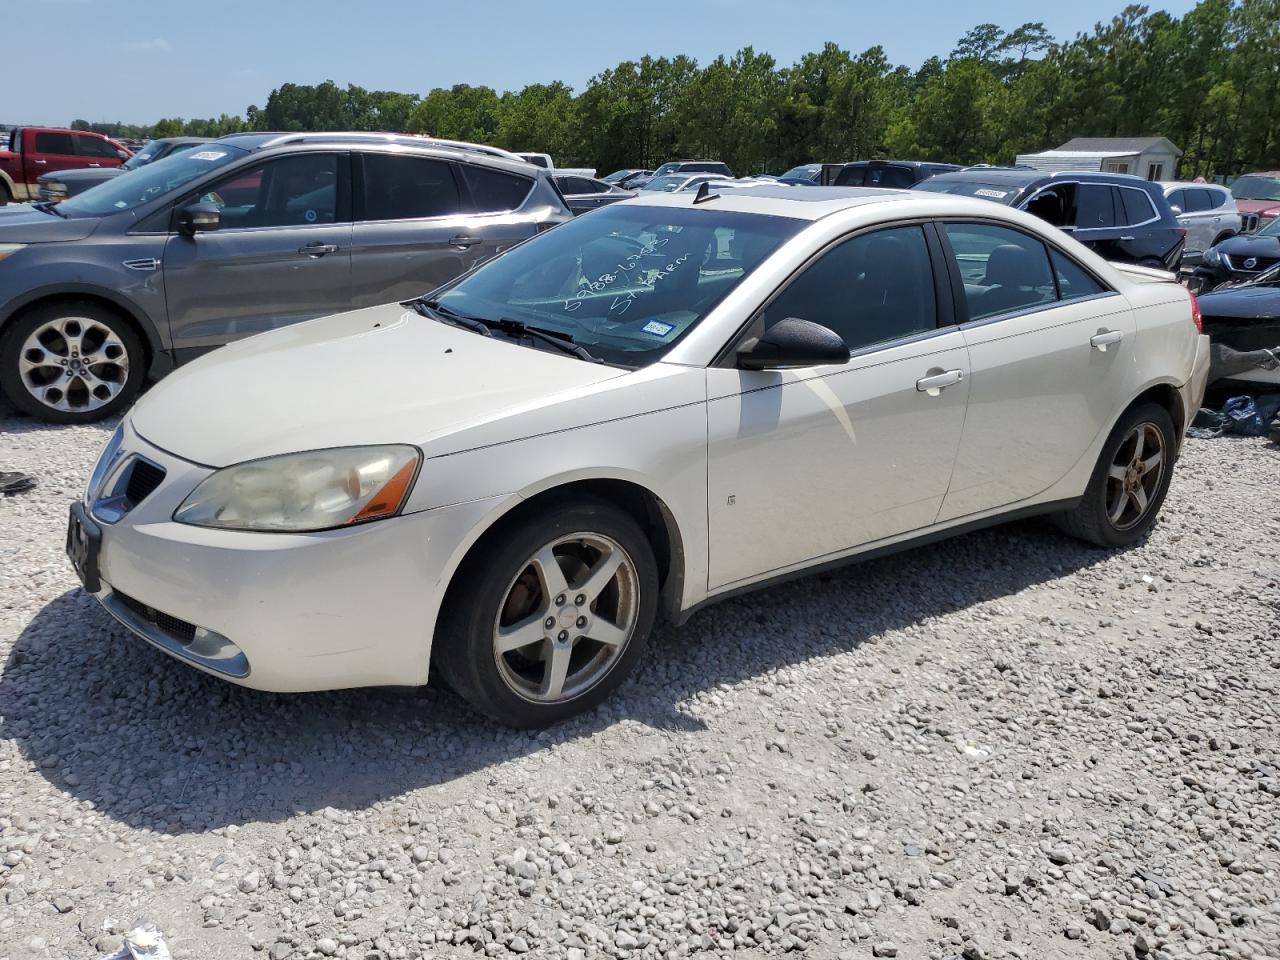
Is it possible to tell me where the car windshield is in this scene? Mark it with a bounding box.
[602,170,634,182]
[653,163,679,177]
[1258,216,1280,238]
[780,165,819,180]
[914,178,1022,203]
[641,175,691,193]
[58,144,250,217]
[425,204,804,367]
[121,140,167,170]
[1231,176,1280,201]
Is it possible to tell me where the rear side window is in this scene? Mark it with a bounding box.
[1166,189,1186,212]
[1117,187,1156,225]
[1075,184,1116,229]
[557,176,592,195]
[77,135,119,158]
[361,154,460,220]
[943,223,1055,321]
[461,165,533,213]
[1186,189,1215,213]
[870,166,915,189]
[1050,249,1108,301]
[761,225,937,351]
[34,132,75,155]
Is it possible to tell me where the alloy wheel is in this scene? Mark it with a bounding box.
[1104,422,1166,531]
[493,532,639,703]
[18,316,130,414]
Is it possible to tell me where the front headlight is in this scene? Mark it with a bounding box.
[0,243,26,263]
[1203,246,1221,265]
[174,445,421,532]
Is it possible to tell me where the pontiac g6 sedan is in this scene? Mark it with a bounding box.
[68,187,1210,727]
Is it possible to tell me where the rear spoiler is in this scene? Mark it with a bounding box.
[1112,262,1179,284]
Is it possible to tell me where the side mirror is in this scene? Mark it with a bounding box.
[736,317,850,370]
[1169,205,1182,216]
[116,149,129,160]
[177,202,221,236]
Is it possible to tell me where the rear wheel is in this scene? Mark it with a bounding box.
[1211,231,1235,247]
[0,182,10,206]
[0,301,145,423]
[1055,402,1176,547]
[434,497,659,727]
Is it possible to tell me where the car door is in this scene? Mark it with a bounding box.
[705,223,970,589]
[27,131,82,181]
[1068,182,1126,261]
[935,221,1137,520]
[1112,185,1166,265]
[75,133,125,171]
[162,151,353,359]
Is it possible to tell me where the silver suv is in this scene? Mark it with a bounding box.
[0,132,572,423]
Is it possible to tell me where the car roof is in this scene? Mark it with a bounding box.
[929,168,1159,188]
[1159,180,1229,191]
[621,185,976,220]
[210,131,536,175]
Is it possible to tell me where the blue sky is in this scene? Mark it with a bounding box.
[23,0,1201,125]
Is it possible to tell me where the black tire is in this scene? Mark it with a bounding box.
[0,181,10,206]
[1054,402,1177,548]
[434,496,659,727]
[0,300,145,424]
[1211,231,1235,247]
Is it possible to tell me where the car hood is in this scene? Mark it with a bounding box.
[0,206,100,242]
[43,167,123,183]
[130,303,629,467]
[1234,199,1280,218]
[1198,285,1280,323]
[1219,232,1280,255]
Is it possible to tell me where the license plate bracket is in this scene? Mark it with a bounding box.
[66,501,102,593]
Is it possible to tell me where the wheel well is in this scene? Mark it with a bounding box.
[1129,383,1186,437]
[7,294,153,370]
[1211,231,1235,246]
[448,479,685,623]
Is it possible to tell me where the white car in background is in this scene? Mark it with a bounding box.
[1160,181,1241,265]
[68,188,1210,727]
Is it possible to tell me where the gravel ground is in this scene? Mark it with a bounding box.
[1,411,1278,960]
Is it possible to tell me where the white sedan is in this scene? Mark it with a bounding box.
[67,187,1211,726]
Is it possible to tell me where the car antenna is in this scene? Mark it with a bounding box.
[693,181,719,204]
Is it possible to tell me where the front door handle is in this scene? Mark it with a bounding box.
[1090,329,1124,351]
[916,369,964,395]
[33,158,47,165]
[298,243,338,257]
[449,234,482,248]
[1119,235,1136,241]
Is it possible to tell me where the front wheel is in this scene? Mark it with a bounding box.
[1055,402,1177,547]
[434,497,659,727]
[0,301,145,423]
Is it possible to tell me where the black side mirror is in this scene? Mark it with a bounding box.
[177,202,221,236]
[736,317,850,370]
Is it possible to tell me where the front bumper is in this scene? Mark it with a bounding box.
[81,423,512,692]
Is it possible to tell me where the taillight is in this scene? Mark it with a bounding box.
[1188,289,1203,334]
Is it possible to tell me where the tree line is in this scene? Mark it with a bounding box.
[70,0,1279,181]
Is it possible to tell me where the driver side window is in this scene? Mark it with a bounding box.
[200,154,342,229]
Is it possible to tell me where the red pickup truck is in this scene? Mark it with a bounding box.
[0,127,131,204]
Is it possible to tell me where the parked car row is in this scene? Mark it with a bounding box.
[0,126,131,204]
[38,136,212,202]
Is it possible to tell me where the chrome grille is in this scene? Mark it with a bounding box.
[115,592,197,645]
[1224,253,1279,273]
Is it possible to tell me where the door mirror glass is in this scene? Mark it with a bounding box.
[737,317,850,370]
[177,202,221,236]
[1170,205,1182,216]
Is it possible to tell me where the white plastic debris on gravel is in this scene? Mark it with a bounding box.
[1,411,1278,960]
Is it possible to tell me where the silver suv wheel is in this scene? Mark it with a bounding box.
[19,315,130,414]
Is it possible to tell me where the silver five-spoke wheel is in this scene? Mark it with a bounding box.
[1104,421,1166,531]
[493,532,639,703]
[18,315,130,414]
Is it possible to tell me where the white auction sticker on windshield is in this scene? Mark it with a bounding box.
[641,320,675,338]
[188,150,228,161]
[975,188,1010,199]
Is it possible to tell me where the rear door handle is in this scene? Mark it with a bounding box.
[298,243,338,257]
[1119,235,1136,241]
[87,162,101,167]
[449,234,482,248]
[33,159,47,165]
[1090,329,1124,351]
[916,369,964,395]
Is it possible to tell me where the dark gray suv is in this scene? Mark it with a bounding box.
[0,132,571,422]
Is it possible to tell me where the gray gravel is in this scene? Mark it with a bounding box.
[2,411,1278,960]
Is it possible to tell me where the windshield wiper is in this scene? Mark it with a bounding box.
[492,318,601,363]
[413,298,492,336]
[32,201,67,218]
